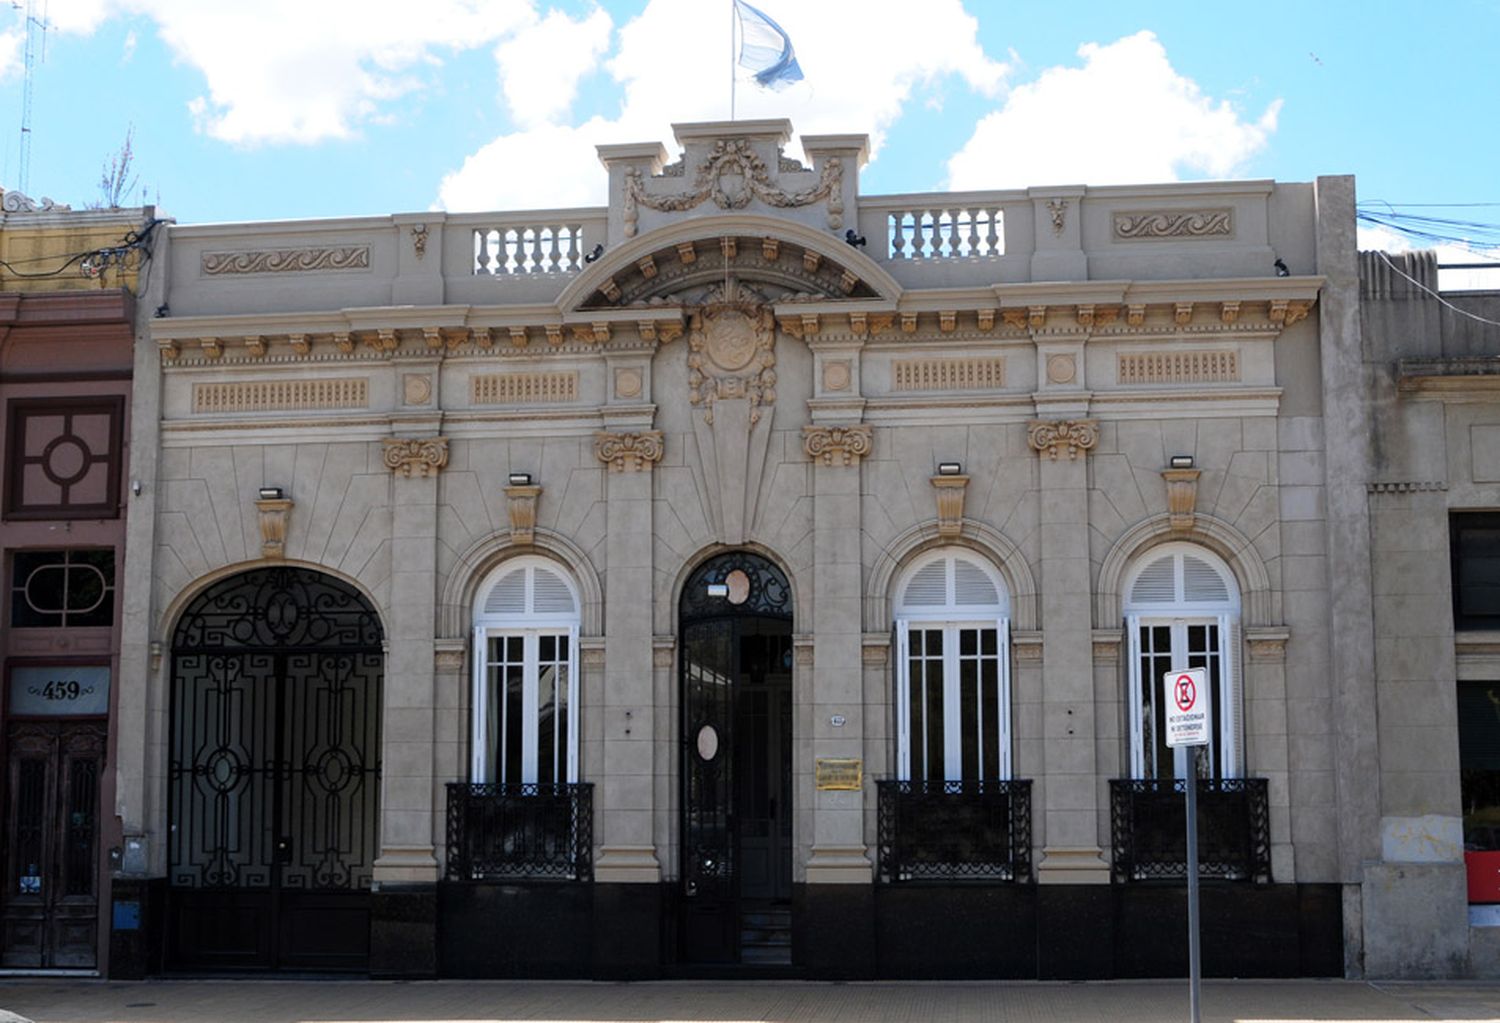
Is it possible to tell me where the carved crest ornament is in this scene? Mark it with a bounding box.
[623,139,844,237]
[687,284,778,425]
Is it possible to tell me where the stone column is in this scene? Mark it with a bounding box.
[592,430,664,882]
[1029,419,1110,884]
[368,435,447,978]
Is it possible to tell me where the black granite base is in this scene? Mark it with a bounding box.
[592,883,663,979]
[107,877,165,979]
[1036,884,1111,979]
[875,884,1036,979]
[438,881,592,978]
[796,884,875,979]
[370,884,437,979]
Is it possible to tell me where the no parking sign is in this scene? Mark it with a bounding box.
[1164,668,1210,747]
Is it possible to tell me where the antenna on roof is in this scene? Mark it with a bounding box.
[15,0,49,195]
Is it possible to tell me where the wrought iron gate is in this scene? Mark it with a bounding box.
[678,552,792,964]
[167,567,383,971]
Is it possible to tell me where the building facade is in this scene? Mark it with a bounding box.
[0,197,152,975]
[90,118,1492,979]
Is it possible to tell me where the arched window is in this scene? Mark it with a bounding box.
[470,556,580,784]
[893,550,1012,781]
[1122,544,1242,780]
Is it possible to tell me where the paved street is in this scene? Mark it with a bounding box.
[4,979,1500,1023]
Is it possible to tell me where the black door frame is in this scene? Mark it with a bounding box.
[677,551,793,965]
[165,566,383,972]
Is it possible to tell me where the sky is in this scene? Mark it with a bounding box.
[0,0,1494,271]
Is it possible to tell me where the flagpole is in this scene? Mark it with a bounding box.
[729,0,736,120]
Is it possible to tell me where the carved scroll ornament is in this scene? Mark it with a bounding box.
[1027,419,1099,460]
[1113,209,1232,240]
[202,246,371,275]
[803,425,873,467]
[382,437,449,478]
[688,301,777,425]
[623,139,844,236]
[594,431,664,473]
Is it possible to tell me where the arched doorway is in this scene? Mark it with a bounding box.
[678,551,793,965]
[166,566,383,971]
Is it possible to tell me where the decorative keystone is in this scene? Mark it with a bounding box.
[255,497,292,559]
[1162,467,1202,531]
[505,484,541,544]
[931,474,969,538]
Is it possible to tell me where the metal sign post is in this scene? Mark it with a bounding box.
[1165,668,1210,1023]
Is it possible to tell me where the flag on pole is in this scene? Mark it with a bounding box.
[733,0,803,90]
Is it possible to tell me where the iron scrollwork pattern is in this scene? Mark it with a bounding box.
[445,782,593,881]
[168,568,383,893]
[679,551,793,623]
[876,779,1033,883]
[1109,777,1271,883]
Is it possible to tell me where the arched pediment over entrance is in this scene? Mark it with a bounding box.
[556,214,903,313]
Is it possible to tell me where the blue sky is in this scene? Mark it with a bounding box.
[0,0,1493,259]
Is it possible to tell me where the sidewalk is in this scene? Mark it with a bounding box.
[5,979,1500,1023]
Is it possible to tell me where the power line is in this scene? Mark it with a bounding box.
[1372,251,1500,328]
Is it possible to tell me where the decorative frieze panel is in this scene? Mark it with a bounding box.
[1118,351,1239,386]
[1027,419,1098,460]
[594,431,664,473]
[471,372,579,405]
[802,424,873,467]
[192,378,369,414]
[1112,209,1233,240]
[382,437,449,478]
[891,357,1005,392]
[201,246,370,275]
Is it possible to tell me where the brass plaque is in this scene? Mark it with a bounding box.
[815,757,863,791]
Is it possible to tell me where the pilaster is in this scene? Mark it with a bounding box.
[1029,419,1109,884]
[803,425,873,883]
[595,430,663,882]
[373,434,446,884]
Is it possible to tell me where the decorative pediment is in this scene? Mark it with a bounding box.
[578,232,880,310]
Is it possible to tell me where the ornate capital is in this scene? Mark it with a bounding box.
[594,430,664,473]
[382,437,449,478]
[1027,419,1098,460]
[803,424,873,467]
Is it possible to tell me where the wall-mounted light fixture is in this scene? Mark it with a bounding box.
[131,479,142,496]
[258,486,285,500]
[508,472,533,486]
[1169,455,1195,470]
[936,461,963,476]
[706,583,730,598]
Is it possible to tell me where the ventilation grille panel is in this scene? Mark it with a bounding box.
[903,562,948,607]
[954,561,999,606]
[484,572,527,615]
[533,567,577,615]
[1131,558,1177,604]
[1183,555,1230,604]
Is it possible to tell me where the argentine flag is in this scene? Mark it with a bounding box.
[734,0,804,90]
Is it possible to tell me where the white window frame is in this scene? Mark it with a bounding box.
[1123,544,1241,781]
[470,557,581,785]
[893,551,1012,782]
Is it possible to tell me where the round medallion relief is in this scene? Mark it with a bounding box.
[615,367,643,399]
[1046,354,1077,384]
[704,310,760,372]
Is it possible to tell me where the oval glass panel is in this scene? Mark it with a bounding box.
[696,724,720,761]
[724,569,751,605]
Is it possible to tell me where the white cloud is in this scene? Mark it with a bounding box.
[439,0,1010,211]
[495,6,613,130]
[0,28,23,80]
[947,31,1280,191]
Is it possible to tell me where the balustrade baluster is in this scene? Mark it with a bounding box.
[985,207,1001,256]
[475,230,493,274]
[545,226,560,272]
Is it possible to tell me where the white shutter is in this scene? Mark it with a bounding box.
[484,569,526,614]
[955,560,1000,607]
[1131,556,1176,604]
[903,561,947,607]
[566,624,580,783]
[997,617,1012,781]
[1184,555,1230,604]
[533,567,576,615]
[471,626,488,782]
[1221,613,1243,779]
[896,621,911,779]
[1126,616,1144,778]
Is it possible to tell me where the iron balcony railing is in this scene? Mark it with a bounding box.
[445,782,593,882]
[1109,778,1271,884]
[876,779,1033,883]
